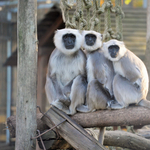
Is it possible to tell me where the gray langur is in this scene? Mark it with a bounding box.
[102,39,150,109]
[45,28,87,115]
[77,30,115,113]
[76,30,115,145]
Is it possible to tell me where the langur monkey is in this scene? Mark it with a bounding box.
[77,30,114,112]
[45,28,87,115]
[102,39,150,109]
[77,30,115,145]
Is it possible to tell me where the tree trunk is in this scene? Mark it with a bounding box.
[16,0,38,149]
[145,0,150,100]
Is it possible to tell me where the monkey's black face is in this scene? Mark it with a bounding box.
[85,34,97,46]
[62,33,76,49]
[108,45,120,58]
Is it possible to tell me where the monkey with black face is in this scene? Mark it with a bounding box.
[45,28,87,115]
[76,30,115,145]
[77,30,115,113]
[102,39,150,109]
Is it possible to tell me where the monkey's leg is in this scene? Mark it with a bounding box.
[76,80,96,113]
[68,75,87,115]
[138,99,150,109]
[112,74,140,109]
[45,77,70,111]
[77,79,109,113]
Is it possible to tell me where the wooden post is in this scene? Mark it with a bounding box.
[16,0,38,150]
[145,0,150,100]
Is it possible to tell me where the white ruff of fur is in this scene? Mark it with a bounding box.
[82,30,102,51]
[54,28,82,55]
[102,39,127,61]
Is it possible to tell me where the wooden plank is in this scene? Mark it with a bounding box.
[42,107,107,150]
[16,0,38,149]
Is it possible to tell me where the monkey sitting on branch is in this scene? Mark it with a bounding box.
[102,39,150,109]
[77,30,115,113]
[45,28,87,115]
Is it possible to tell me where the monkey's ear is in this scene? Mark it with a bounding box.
[54,29,59,34]
[119,41,125,47]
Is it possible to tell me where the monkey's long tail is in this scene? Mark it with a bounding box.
[138,99,150,109]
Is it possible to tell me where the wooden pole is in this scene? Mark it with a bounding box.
[16,0,38,149]
[145,0,150,100]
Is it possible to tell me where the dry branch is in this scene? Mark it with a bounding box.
[7,106,150,149]
[72,106,150,128]
[104,131,150,150]
[7,106,150,137]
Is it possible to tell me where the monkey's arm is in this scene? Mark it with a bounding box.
[120,56,141,83]
[62,79,74,98]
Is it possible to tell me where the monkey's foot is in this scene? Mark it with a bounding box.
[51,99,70,114]
[59,98,71,107]
[76,105,91,113]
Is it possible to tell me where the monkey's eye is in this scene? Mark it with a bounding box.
[63,35,68,40]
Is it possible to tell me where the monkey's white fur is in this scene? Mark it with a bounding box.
[102,39,150,109]
[102,39,127,61]
[82,30,102,51]
[46,28,87,115]
[54,28,83,55]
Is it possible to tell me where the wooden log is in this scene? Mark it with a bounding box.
[104,131,150,150]
[16,0,38,149]
[7,109,150,150]
[71,106,150,128]
[7,106,150,137]
[7,113,49,138]
[81,129,150,150]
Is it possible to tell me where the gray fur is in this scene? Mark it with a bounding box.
[102,39,149,109]
[45,29,87,115]
[77,31,115,113]
[77,31,115,146]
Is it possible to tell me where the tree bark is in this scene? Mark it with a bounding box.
[7,112,150,150]
[104,131,150,150]
[7,106,150,137]
[71,106,150,128]
[145,0,150,100]
[16,0,38,149]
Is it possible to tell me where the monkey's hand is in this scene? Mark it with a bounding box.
[133,83,140,89]
[59,95,71,106]
[51,99,70,114]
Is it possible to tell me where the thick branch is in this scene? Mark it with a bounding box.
[7,113,150,150]
[104,131,150,150]
[71,106,150,128]
[7,106,150,138]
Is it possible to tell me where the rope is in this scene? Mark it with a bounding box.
[83,0,92,30]
[60,0,124,40]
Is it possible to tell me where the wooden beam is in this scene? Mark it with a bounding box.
[71,106,150,128]
[7,106,150,137]
[42,107,107,150]
[39,15,63,47]
[7,110,150,150]
[16,0,38,149]
[104,130,150,150]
